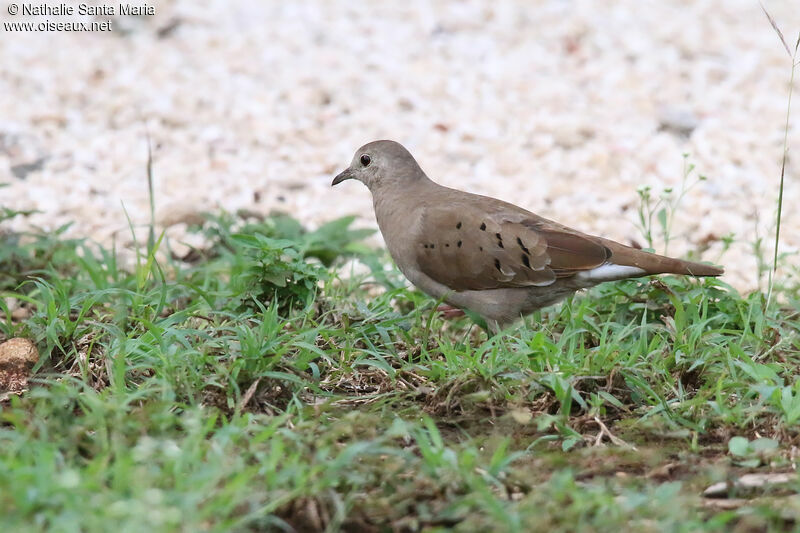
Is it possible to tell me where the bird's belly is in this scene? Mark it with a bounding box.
[445,283,583,325]
[399,265,452,301]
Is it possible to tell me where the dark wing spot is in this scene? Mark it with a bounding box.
[480,222,486,231]
[430,244,435,249]
[522,254,531,268]
[445,243,450,247]
[479,246,483,251]
[496,233,502,240]
[494,258,502,272]
[517,237,530,255]
[423,244,428,248]
[456,222,462,229]
[457,240,462,247]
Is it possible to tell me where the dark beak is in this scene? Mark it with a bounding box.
[331,168,354,186]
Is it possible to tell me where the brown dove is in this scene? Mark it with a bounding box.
[332,140,723,331]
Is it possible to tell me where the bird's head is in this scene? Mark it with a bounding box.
[332,140,425,191]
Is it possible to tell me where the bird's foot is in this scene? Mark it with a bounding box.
[436,304,466,319]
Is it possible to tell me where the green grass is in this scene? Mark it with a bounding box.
[1,209,800,533]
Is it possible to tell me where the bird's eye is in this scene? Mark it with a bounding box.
[360,154,371,166]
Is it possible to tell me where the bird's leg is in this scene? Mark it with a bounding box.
[433,304,497,336]
[486,319,502,336]
[436,304,466,319]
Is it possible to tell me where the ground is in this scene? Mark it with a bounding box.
[1,211,800,531]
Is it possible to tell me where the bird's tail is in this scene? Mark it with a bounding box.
[601,239,724,277]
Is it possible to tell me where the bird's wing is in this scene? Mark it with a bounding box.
[413,203,610,291]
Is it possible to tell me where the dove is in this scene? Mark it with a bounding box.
[332,140,723,331]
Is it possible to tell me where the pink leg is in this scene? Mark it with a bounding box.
[436,304,466,319]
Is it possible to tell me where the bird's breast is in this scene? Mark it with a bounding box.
[373,194,425,269]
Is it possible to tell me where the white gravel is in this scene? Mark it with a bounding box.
[1,0,799,291]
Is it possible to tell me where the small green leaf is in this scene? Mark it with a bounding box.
[562,437,581,452]
[728,436,750,457]
[751,438,779,453]
[657,207,668,231]
[737,458,761,468]
[598,391,626,410]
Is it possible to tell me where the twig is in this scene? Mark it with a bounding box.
[762,5,799,309]
[237,378,261,412]
[760,2,792,57]
[593,416,637,450]
[144,125,156,254]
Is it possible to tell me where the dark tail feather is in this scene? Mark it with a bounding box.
[601,239,724,277]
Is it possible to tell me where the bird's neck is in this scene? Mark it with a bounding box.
[372,175,434,220]
[372,176,437,259]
